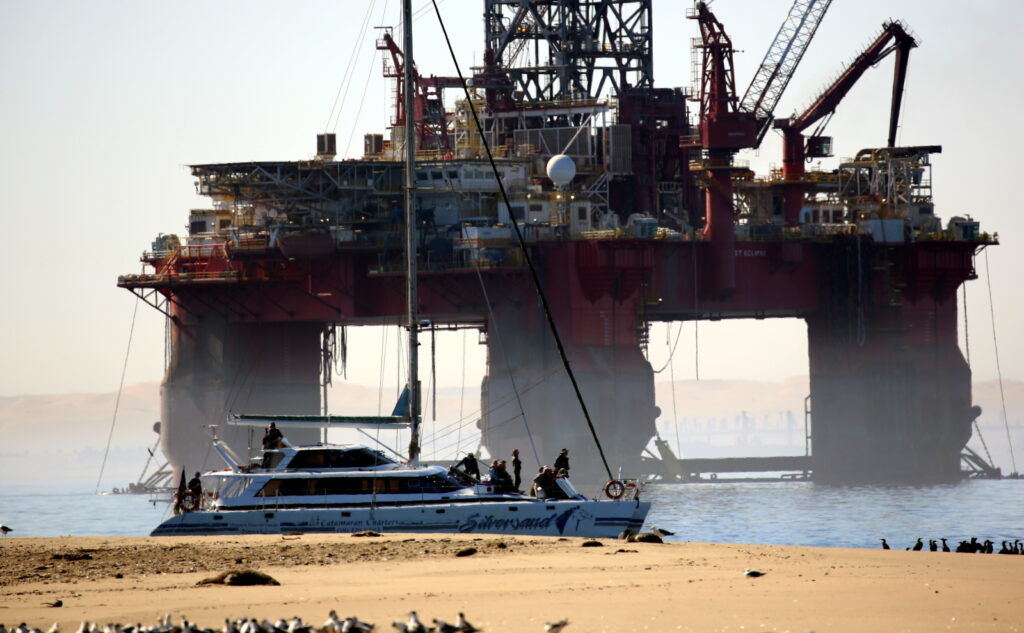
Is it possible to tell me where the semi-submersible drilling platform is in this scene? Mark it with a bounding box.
[120,1,995,483]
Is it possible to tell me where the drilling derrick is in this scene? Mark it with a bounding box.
[120,0,995,485]
[483,0,653,104]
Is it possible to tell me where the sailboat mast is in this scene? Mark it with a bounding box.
[402,0,421,465]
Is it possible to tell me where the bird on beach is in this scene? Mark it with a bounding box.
[392,612,425,633]
[46,624,59,633]
[744,568,766,578]
[341,617,374,633]
[880,538,890,550]
[455,612,478,633]
[1,524,11,535]
[430,620,458,633]
[941,538,950,552]
[929,540,938,552]
[286,618,310,633]
[324,612,344,633]
[544,620,569,633]
[43,599,63,608]
[912,538,924,551]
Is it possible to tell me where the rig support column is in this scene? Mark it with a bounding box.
[161,304,321,473]
[806,241,980,482]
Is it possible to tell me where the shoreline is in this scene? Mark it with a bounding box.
[3,533,1021,633]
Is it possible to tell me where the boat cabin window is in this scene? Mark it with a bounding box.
[287,448,393,469]
[256,474,465,497]
[261,451,285,469]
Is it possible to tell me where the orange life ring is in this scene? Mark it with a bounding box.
[604,479,626,500]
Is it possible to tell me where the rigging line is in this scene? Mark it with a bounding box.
[856,233,866,346]
[423,365,566,452]
[474,262,542,465]
[653,320,685,374]
[396,321,403,401]
[456,329,466,455]
[324,0,377,132]
[430,0,613,480]
[431,326,437,422]
[963,279,994,467]
[95,296,140,494]
[338,0,382,133]
[668,324,680,446]
[963,283,971,364]
[984,249,1018,474]
[346,0,391,155]
[692,239,700,380]
[424,365,564,446]
[395,322,401,450]
[431,326,437,457]
[377,322,389,415]
[357,428,406,461]
[412,0,445,21]
[220,332,272,471]
[430,410,532,457]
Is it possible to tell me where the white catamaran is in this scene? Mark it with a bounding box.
[151,0,650,538]
[151,414,648,537]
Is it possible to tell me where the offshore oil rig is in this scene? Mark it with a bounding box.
[119,0,995,484]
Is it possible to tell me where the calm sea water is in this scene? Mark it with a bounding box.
[2,479,1021,549]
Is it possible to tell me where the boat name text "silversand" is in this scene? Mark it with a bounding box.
[459,506,581,535]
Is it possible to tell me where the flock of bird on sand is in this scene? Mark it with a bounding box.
[881,537,1024,553]
[0,611,573,633]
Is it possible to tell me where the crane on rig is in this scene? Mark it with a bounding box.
[742,0,834,147]
[686,0,833,295]
[689,0,834,153]
[376,27,462,151]
[774,20,919,223]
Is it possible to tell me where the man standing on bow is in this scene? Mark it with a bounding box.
[511,448,523,491]
[553,448,570,477]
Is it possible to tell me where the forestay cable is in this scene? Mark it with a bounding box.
[429,0,614,480]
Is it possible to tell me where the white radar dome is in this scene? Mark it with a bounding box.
[546,154,577,188]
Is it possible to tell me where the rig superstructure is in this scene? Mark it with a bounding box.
[120,0,994,484]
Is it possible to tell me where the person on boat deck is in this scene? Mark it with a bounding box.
[532,466,556,498]
[455,452,481,480]
[492,460,514,491]
[511,449,523,491]
[553,448,570,477]
[262,422,284,450]
[187,471,203,507]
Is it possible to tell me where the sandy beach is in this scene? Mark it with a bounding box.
[2,533,1021,633]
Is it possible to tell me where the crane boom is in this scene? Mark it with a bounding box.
[775,20,919,224]
[785,20,917,136]
[740,0,834,147]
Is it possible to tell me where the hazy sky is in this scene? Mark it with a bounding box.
[1,0,1021,399]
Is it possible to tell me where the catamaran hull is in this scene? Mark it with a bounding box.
[152,499,650,538]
